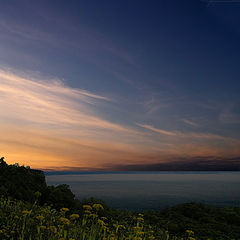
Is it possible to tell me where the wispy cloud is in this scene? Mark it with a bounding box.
[0,69,140,134]
[136,124,177,136]
[182,119,199,127]
[137,123,236,141]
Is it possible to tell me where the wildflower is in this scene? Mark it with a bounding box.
[186,230,194,235]
[188,237,196,240]
[60,208,69,213]
[60,217,71,225]
[92,203,104,211]
[101,216,107,220]
[118,225,126,229]
[36,215,44,221]
[83,205,92,210]
[137,217,144,222]
[97,219,105,226]
[84,210,91,215]
[70,214,80,220]
[22,210,31,215]
[40,225,46,230]
[34,191,42,198]
[49,225,57,233]
[89,213,98,218]
[41,208,51,214]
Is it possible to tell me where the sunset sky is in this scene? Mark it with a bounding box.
[0,0,240,171]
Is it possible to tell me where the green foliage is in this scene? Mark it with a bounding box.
[46,185,75,210]
[144,203,240,240]
[0,157,47,202]
[0,157,76,209]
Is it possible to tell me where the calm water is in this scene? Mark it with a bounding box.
[45,172,240,211]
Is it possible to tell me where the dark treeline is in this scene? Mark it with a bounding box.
[1,157,240,240]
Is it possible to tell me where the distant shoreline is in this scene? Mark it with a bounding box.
[44,170,240,175]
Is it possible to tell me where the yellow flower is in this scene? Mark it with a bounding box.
[40,225,46,230]
[59,217,71,225]
[34,191,42,198]
[36,215,44,221]
[60,208,69,212]
[70,214,80,220]
[186,230,194,235]
[97,219,105,226]
[118,225,126,229]
[22,210,31,215]
[83,205,92,210]
[49,225,57,233]
[41,208,51,214]
[92,203,104,211]
[84,210,91,215]
[188,237,196,240]
[137,217,144,222]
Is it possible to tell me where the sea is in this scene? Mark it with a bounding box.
[45,171,240,211]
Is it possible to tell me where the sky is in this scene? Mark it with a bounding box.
[0,0,240,171]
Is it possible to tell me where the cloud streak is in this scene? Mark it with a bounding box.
[137,123,231,140]
[182,119,199,127]
[137,124,177,136]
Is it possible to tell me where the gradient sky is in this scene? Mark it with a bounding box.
[0,0,240,170]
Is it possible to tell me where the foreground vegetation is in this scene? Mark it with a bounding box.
[1,195,189,240]
[1,157,240,240]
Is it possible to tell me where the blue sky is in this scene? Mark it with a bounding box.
[0,0,240,170]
